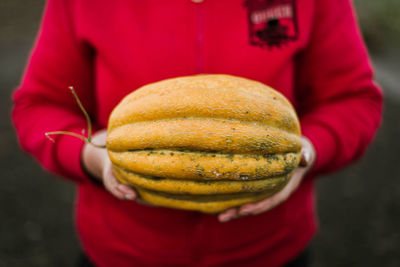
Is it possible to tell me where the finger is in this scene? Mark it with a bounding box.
[103,165,136,200]
[239,178,298,216]
[299,136,315,168]
[238,151,309,216]
[239,197,273,215]
[103,165,125,199]
[245,193,288,215]
[117,183,136,199]
[117,184,137,200]
[218,208,238,222]
[252,195,283,215]
[252,174,302,214]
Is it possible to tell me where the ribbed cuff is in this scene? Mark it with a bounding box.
[56,126,102,184]
[301,121,338,175]
[56,129,90,182]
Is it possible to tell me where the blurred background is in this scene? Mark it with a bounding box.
[0,0,399,266]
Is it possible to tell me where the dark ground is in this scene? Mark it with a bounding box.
[1,1,399,267]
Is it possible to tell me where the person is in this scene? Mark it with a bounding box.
[12,0,383,266]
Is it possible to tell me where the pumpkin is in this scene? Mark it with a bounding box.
[106,74,302,213]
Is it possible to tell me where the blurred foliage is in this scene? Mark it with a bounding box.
[354,0,400,53]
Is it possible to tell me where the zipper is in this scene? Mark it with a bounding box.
[194,1,204,73]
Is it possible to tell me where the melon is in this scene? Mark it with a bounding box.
[106,74,302,213]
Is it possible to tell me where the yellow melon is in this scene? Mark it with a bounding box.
[106,74,302,213]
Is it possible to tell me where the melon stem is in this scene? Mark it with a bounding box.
[45,86,106,148]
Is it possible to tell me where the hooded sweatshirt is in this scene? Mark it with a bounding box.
[12,0,382,266]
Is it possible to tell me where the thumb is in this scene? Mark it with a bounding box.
[298,137,316,168]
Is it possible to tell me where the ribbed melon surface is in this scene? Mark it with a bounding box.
[107,75,302,213]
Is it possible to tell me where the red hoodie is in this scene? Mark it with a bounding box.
[12,0,382,266]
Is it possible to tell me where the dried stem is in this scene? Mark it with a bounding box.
[45,86,106,149]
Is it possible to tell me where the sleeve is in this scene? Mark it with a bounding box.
[12,0,99,183]
[295,0,383,175]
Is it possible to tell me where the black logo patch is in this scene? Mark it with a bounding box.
[244,0,299,48]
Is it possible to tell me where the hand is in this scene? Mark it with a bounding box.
[218,136,316,222]
[81,129,137,200]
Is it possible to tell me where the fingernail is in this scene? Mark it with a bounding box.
[304,152,310,165]
[124,193,135,200]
